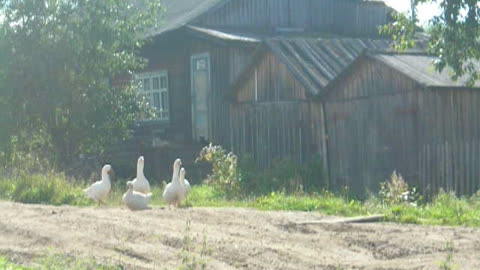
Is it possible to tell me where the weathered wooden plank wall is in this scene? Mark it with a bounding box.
[196,0,389,37]
[416,89,480,196]
[231,51,326,169]
[189,39,255,148]
[232,51,480,197]
[326,57,480,196]
[231,101,317,167]
[325,58,421,195]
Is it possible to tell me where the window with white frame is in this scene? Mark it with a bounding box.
[136,71,169,121]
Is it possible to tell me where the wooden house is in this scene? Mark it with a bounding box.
[231,47,480,196]
[111,0,393,181]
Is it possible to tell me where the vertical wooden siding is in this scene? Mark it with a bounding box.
[237,52,307,103]
[231,101,319,167]
[325,58,421,195]
[416,89,480,196]
[327,57,480,196]
[231,51,325,168]
[195,0,389,37]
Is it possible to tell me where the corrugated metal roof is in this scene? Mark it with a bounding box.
[146,0,228,37]
[371,53,480,88]
[266,38,391,95]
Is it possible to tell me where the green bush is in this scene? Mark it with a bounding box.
[196,144,240,198]
[0,172,90,206]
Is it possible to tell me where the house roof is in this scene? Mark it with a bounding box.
[370,53,480,88]
[147,0,390,38]
[146,0,228,37]
[264,38,391,95]
[186,25,261,43]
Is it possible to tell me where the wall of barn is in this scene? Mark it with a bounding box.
[415,88,480,197]
[324,57,421,195]
[231,52,326,169]
[195,0,390,37]
[325,56,480,197]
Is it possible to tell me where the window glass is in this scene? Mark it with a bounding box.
[153,93,160,110]
[135,72,169,121]
[152,77,160,90]
[160,76,167,89]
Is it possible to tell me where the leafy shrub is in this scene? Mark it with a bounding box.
[196,144,240,198]
[0,172,90,206]
[379,171,421,206]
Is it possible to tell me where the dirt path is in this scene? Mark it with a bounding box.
[0,201,479,270]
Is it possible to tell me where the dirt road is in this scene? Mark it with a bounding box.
[0,201,479,269]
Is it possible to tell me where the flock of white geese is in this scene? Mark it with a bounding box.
[84,157,191,210]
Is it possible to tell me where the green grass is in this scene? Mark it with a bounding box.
[0,172,90,206]
[0,254,124,270]
[0,257,31,270]
[2,173,480,228]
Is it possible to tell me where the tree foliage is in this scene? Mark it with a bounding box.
[0,0,161,168]
[382,0,480,86]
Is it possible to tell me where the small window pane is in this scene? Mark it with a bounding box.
[152,77,160,90]
[196,59,206,70]
[162,91,168,111]
[143,78,150,91]
[153,92,160,110]
[160,76,167,89]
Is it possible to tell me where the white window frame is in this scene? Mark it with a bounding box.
[135,71,169,121]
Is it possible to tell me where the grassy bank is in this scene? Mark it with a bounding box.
[1,173,480,227]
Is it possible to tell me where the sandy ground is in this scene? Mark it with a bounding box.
[0,201,479,270]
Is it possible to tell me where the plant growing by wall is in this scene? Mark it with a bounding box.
[196,144,241,198]
[379,171,421,206]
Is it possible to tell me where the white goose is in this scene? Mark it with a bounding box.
[122,181,152,211]
[131,156,151,194]
[163,158,187,208]
[179,167,191,197]
[84,164,112,205]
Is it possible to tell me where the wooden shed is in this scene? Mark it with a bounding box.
[231,46,480,197]
[229,38,390,172]
[325,52,480,196]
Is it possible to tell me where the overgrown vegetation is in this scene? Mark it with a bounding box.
[196,144,241,198]
[0,172,90,206]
